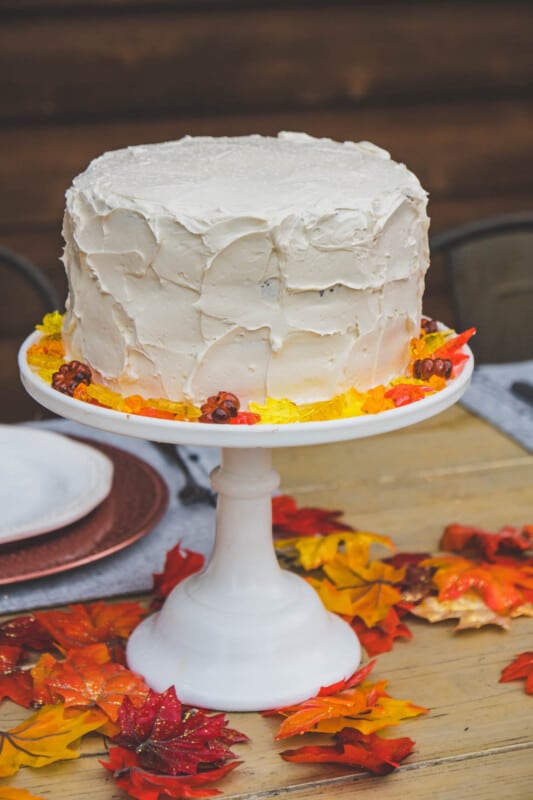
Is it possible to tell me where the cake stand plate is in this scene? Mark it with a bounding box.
[19,332,473,711]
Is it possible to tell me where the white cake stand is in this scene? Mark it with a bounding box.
[19,331,473,711]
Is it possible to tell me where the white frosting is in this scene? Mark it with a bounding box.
[62,133,429,407]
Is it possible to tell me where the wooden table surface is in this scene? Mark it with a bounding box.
[3,404,533,799]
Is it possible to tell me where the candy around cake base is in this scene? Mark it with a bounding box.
[26,312,475,425]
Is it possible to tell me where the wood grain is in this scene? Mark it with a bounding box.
[1,3,531,123]
[1,99,532,230]
[2,406,533,799]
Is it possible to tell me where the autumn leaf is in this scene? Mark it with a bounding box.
[0,645,33,708]
[31,643,149,721]
[34,601,146,662]
[500,652,533,694]
[281,728,415,775]
[351,607,413,656]
[273,679,427,739]
[152,543,205,604]
[275,531,394,572]
[113,686,247,776]
[410,592,511,630]
[101,746,241,800]
[440,523,533,563]
[311,558,404,628]
[0,616,52,652]
[0,705,105,777]
[0,789,47,800]
[422,555,533,614]
[318,660,376,697]
[272,495,354,538]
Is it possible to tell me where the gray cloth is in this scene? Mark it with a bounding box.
[0,419,219,614]
[460,360,533,453]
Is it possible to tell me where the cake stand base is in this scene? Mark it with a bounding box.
[126,447,361,711]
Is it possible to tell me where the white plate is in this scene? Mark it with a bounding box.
[0,426,114,544]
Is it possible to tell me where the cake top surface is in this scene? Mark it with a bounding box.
[69,132,426,224]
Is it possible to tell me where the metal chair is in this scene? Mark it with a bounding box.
[0,247,60,313]
[430,212,533,363]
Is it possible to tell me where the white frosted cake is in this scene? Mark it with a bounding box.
[61,132,429,408]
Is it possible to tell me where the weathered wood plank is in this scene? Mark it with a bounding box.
[1,3,532,122]
[1,99,532,228]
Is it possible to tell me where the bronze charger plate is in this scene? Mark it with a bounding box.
[0,437,169,585]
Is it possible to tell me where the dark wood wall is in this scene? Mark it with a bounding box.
[2,0,533,421]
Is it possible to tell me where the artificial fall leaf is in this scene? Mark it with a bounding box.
[311,558,404,628]
[318,660,376,697]
[422,555,533,614]
[0,789,46,800]
[272,495,354,538]
[31,643,149,721]
[273,679,427,739]
[409,592,511,631]
[101,746,241,800]
[0,646,33,708]
[351,607,413,656]
[0,705,105,778]
[152,543,205,604]
[113,686,247,776]
[34,601,146,662]
[275,531,394,572]
[440,523,533,563]
[500,652,533,694]
[280,728,415,775]
[0,616,52,652]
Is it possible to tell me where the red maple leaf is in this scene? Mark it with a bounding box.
[0,614,53,651]
[500,652,533,694]
[440,523,533,563]
[280,728,414,775]
[113,686,247,776]
[351,608,413,656]
[0,644,34,707]
[152,543,205,605]
[34,601,146,662]
[272,495,354,538]
[101,746,241,800]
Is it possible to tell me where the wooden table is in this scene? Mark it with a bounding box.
[3,405,533,799]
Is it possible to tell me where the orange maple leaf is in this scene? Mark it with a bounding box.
[31,643,149,721]
[422,555,533,614]
[273,679,427,739]
[34,601,146,657]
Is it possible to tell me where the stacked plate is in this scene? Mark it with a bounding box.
[0,426,168,584]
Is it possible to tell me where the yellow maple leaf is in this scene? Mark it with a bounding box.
[310,558,404,627]
[0,705,106,778]
[314,694,429,735]
[275,531,394,572]
[0,788,46,800]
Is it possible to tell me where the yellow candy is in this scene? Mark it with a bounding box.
[250,397,301,424]
[86,384,126,411]
[147,397,201,421]
[36,311,64,336]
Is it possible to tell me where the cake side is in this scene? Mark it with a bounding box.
[61,133,429,407]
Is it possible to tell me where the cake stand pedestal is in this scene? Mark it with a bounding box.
[19,331,473,711]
